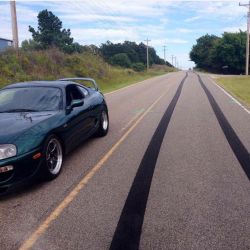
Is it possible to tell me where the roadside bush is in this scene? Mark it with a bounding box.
[21,39,42,51]
[110,53,132,68]
[0,48,174,91]
[132,62,146,72]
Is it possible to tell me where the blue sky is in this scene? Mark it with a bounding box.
[0,0,247,69]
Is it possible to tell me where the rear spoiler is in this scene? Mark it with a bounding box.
[58,78,99,91]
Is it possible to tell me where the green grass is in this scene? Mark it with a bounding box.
[0,48,175,93]
[216,76,250,108]
[99,68,170,93]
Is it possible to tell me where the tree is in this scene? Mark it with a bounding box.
[190,32,246,74]
[190,34,219,71]
[123,41,140,62]
[99,41,168,68]
[28,9,81,53]
[211,31,245,74]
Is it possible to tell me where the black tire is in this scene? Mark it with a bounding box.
[96,109,109,137]
[42,135,63,180]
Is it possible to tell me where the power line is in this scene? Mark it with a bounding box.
[239,1,250,75]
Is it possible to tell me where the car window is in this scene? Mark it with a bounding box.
[66,85,84,106]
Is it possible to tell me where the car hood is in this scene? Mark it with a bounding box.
[0,111,59,144]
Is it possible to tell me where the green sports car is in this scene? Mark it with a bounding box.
[0,78,109,193]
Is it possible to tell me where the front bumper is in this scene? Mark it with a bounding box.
[0,148,43,193]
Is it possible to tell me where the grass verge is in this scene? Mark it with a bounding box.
[100,68,170,93]
[0,49,175,93]
[215,76,250,108]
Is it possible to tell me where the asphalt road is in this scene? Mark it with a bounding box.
[0,71,250,250]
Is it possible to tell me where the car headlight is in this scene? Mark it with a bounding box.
[0,144,17,160]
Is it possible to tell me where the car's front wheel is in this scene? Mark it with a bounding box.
[96,109,109,137]
[43,136,63,180]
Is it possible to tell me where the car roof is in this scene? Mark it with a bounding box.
[3,80,79,89]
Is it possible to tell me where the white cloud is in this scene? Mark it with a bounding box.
[166,38,188,44]
[160,18,169,25]
[60,14,135,23]
[176,28,193,33]
[184,16,201,23]
[36,0,168,18]
[223,25,246,32]
[151,38,188,48]
[180,1,246,20]
[71,28,139,45]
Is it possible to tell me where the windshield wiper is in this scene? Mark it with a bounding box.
[0,109,39,113]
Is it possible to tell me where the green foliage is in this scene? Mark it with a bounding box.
[190,34,219,70]
[131,62,146,72]
[21,39,42,51]
[0,49,174,92]
[190,31,246,74]
[27,9,83,54]
[211,32,246,74]
[110,53,132,68]
[100,41,169,69]
[82,45,100,55]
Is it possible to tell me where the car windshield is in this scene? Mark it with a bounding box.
[0,87,62,112]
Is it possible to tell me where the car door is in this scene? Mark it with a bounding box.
[77,85,98,131]
[63,85,93,150]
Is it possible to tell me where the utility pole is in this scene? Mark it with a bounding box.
[10,0,19,49]
[144,38,151,70]
[239,1,250,75]
[171,55,174,67]
[163,45,166,64]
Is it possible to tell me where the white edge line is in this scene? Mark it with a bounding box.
[207,76,250,115]
[103,72,174,96]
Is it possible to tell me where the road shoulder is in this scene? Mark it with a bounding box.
[207,74,250,113]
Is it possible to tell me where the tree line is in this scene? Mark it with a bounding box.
[21,9,171,72]
[99,41,172,71]
[190,32,246,74]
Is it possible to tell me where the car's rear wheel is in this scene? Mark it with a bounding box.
[43,136,63,180]
[96,109,109,137]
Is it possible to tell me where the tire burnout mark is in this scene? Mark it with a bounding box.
[197,74,250,180]
[109,73,188,250]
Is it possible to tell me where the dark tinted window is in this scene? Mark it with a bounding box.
[66,85,84,106]
[0,87,62,112]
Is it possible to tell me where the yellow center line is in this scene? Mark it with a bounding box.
[121,110,144,132]
[19,90,169,250]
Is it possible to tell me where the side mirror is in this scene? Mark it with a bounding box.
[71,99,84,108]
[66,99,84,114]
